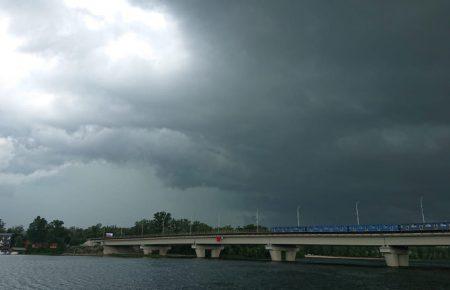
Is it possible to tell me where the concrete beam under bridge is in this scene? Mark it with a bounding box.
[103,245,139,255]
[141,245,171,256]
[265,245,299,262]
[380,246,409,267]
[191,244,224,258]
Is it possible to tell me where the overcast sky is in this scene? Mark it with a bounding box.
[0,0,449,228]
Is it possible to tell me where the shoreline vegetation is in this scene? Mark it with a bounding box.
[2,212,450,261]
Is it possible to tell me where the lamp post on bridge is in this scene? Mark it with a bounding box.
[217,213,221,233]
[162,212,168,234]
[189,213,196,235]
[355,201,360,225]
[256,208,259,233]
[296,206,300,227]
[420,196,425,223]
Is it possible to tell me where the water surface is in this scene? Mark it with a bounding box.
[0,255,449,289]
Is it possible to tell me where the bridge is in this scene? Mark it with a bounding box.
[97,231,450,267]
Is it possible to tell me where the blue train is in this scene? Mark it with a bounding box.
[271,222,450,234]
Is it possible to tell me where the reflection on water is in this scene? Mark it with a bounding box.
[0,255,449,289]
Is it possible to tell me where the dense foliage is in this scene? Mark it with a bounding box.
[1,212,221,251]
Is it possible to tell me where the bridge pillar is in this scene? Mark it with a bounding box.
[265,245,299,262]
[141,246,172,256]
[285,248,299,262]
[191,245,224,258]
[210,248,222,258]
[192,245,206,258]
[268,248,282,261]
[103,245,138,255]
[159,247,171,256]
[380,246,409,267]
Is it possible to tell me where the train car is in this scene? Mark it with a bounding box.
[363,224,399,232]
[319,226,331,233]
[270,227,284,233]
[382,224,400,232]
[330,225,348,233]
[399,223,423,232]
[436,222,450,231]
[306,225,325,233]
[400,222,450,232]
[424,222,450,231]
[348,225,369,232]
[271,222,450,234]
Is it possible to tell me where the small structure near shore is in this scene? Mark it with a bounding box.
[0,233,13,254]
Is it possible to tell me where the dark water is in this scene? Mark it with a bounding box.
[1,256,450,289]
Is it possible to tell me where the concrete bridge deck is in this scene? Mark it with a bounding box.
[99,232,450,267]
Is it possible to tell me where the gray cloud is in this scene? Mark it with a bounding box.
[0,0,449,227]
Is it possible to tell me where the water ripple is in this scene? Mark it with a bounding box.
[0,256,449,289]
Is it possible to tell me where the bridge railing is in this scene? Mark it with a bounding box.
[99,228,272,240]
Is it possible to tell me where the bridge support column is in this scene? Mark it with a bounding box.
[210,248,222,258]
[268,248,282,261]
[141,246,172,256]
[285,248,299,262]
[380,246,409,267]
[159,247,171,256]
[265,245,299,262]
[103,245,138,255]
[191,245,224,258]
[193,245,205,258]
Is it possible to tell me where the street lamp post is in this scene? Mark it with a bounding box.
[355,201,360,225]
[217,214,221,233]
[420,196,425,223]
[162,212,168,234]
[256,208,259,233]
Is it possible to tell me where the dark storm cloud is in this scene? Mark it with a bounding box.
[144,0,450,223]
[0,0,449,226]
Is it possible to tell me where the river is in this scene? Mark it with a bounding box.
[0,255,449,289]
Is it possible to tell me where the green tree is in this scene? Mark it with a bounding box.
[85,224,103,238]
[7,226,25,247]
[219,225,234,232]
[103,225,126,237]
[27,216,49,243]
[0,219,5,233]
[67,227,87,246]
[191,220,212,233]
[48,220,69,246]
[133,219,151,235]
[172,219,191,234]
[238,224,268,232]
[152,211,172,234]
